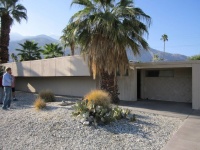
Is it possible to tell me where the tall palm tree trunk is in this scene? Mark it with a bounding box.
[100,71,120,104]
[0,14,12,63]
[163,41,165,60]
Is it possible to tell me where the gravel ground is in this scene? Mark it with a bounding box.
[0,92,183,150]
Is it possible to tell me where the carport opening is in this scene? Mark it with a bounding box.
[138,68,192,104]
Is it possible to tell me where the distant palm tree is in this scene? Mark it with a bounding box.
[152,54,160,62]
[11,53,18,62]
[189,54,200,60]
[60,25,77,56]
[68,0,151,103]
[0,0,27,63]
[16,40,42,61]
[42,43,63,58]
[161,34,168,60]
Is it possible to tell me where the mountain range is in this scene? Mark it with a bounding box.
[9,33,188,62]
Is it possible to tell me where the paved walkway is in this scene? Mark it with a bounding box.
[163,110,200,150]
[119,100,200,150]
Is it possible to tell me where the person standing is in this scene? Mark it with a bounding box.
[0,75,3,104]
[2,67,12,110]
[11,74,17,101]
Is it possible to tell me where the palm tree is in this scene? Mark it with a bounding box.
[60,24,77,56]
[42,43,63,58]
[16,40,42,61]
[0,0,27,63]
[68,0,151,103]
[161,34,168,60]
[11,53,18,62]
[189,54,200,60]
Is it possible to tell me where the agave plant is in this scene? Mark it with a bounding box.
[72,99,136,126]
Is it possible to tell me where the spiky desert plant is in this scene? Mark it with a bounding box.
[38,90,55,102]
[34,98,46,110]
[84,90,111,108]
[72,100,135,125]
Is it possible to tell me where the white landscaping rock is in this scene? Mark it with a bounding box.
[83,121,90,126]
[0,91,183,150]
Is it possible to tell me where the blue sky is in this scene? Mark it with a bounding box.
[11,0,200,56]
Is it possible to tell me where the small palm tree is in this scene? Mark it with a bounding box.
[60,25,77,56]
[161,34,168,60]
[16,40,42,61]
[11,53,18,62]
[68,0,151,103]
[42,43,63,58]
[0,0,27,63]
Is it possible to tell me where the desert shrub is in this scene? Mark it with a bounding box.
[38,90,55,102]
[72,100,136,126]
[34,98,46,110]
[84,90,111,108]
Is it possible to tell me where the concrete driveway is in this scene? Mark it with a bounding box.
[119,100,200,150]
[119,100,193,119]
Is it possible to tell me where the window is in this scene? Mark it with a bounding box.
[145,70,174,77]
[145,70,159,77]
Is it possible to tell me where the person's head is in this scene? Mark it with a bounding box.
[5,67,12,74]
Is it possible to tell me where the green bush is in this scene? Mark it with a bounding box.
[72,100,136,126]
[38,90,55,102]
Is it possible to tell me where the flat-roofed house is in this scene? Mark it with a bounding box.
[2,55,200,109]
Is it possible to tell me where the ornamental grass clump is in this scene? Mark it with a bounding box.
[72,90,136,126]
[34,98,46,110]
[38,90,55,102]
[84,90,111,109]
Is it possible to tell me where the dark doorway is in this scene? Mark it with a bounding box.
[137,69,141,99]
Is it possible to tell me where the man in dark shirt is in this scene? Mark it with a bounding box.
[0,75,3,104]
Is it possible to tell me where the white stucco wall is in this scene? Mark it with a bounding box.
[15,76,97,97]
[118,69,137,101]
[14,71,137,101]
[2,56,137,100]
[3,56,90,77]
[192,64,200,109]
